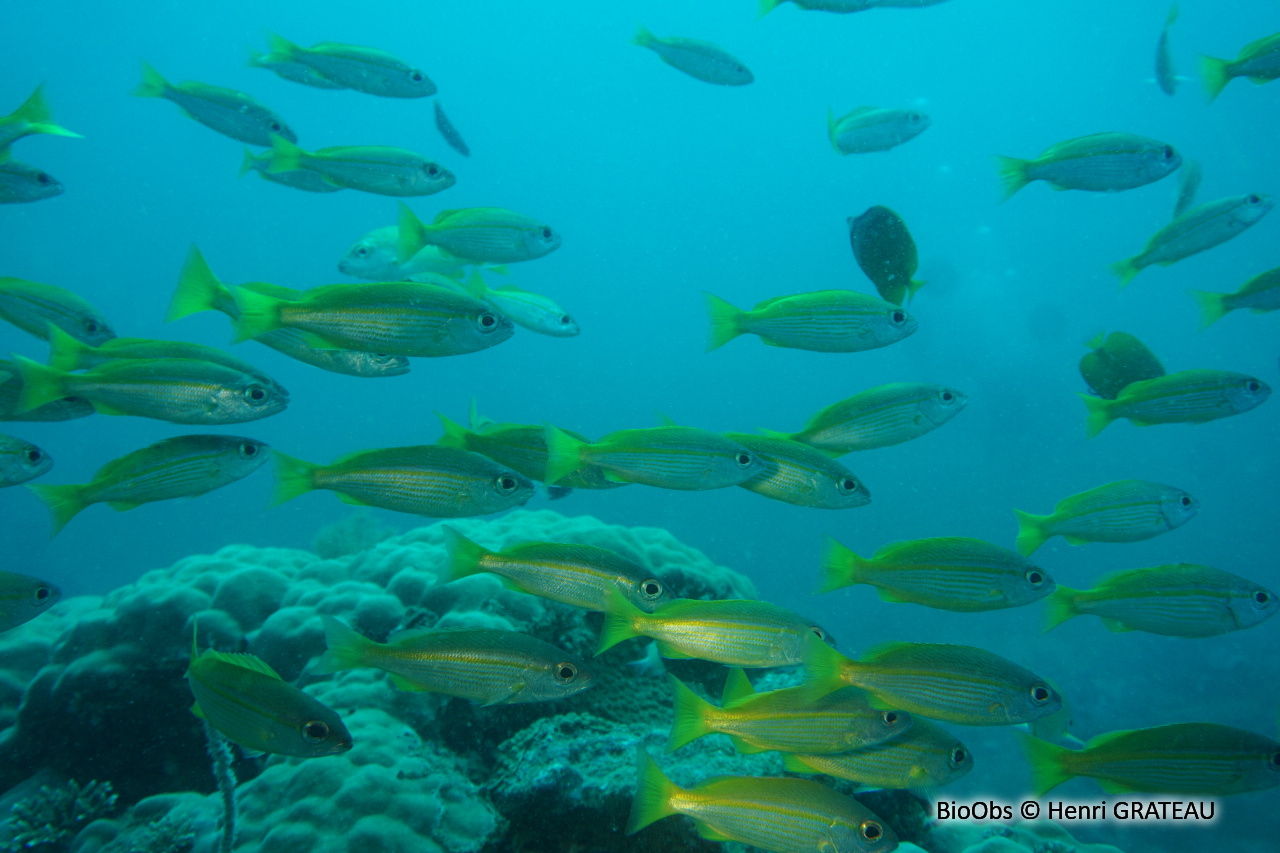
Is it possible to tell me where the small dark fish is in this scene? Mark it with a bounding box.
[0,154,63,204]
[848,206,924,306]
[1079,331,1165,400]
[1172,158,1201,218]
[0,570,60,633]
[1199,31,1280,103]
[133,62,295,146]
[434,101,470,158]
[0,433,52,487]
[0,277,115,345]
[1155,4,1180,96]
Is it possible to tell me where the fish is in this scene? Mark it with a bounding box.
[441,526,673,613]
[264,35,437,98]
[1198,31,1280,103]
[847,206,925,306]
[1020,679,1083,749]
[434,102,470,157]
[631,26,753,86]
[1013,480,1199,556]
[703,290,917,353]
[0,433,53,487]
[132,62,295,146]
[781,717,973,791]
[462,272,579,337]
[827,106,930,154]
[0,154,64,204]
[628,748,897,853]
[0,570,61,633]
[263,135,454,197]
[436,409,626,491]
[724,432,870,509]
[1044,564,1278,638]
[544,425,763,491]
[270,445,534,518]
[338,226,472,281]
[995,133,1181,200]
[0,84,81,149]
[397,204,562,265]
[1078,331,1164,400]
[817,536,1055,612]
[239,148,344,194]
[11,355,288,425]
[667,669,910,755]
[761,383,966,455]
[230,280,513,358]
[314,616,594,704]
[1191,267,1280,329]
[0,360,93,422]
[1020,723,1280,796]
[1110,194,1274,287]
[803,635,1062,726]
[761,0,951,14]
[1172,158,1201,218]
[27,435,270,535]
[247,50,347,90]
[167,247,411,378]
[186,638,352,757]
[0,277,115,346]
[598,590,834,668]
[1080,370,1270,438]
[1155,4,1180,96]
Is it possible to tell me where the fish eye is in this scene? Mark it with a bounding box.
[244,384,268,403]
[356,246,369,257]
[559,314,572,325]
[302,721,330,743]
[860,821,883,842]
[1162,145,1174,160]
[951,746,967,766]
[83,319,99,333]
[270,122,282,132]
[555,662,577,682]
[540,227,552,240]
[940,390,955,403]
[32,586,52,604]
[640,579,664,600]
[238,442,259,458]
[1271,750,1280,768]
[410,70,424,83]
[907,112,920,122]
[1180,495,1192,507]
[36,172,53,185]
[24,447,43,464]
[734,451,753,468]
[1248,194,1261,204]
[891,310,906,324]
[838,477,858,494]
[1247,380,1262,393]
[882,711,899,725]
[476,312,499,332]
[1030,684,1052,705]
[425,164,440,177]
[810,626,826,641]
[1026,570,1044,587]
[495,474,518,494]
[1255,591,1271,606]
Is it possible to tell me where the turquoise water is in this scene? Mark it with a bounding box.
[3,1,1278,851]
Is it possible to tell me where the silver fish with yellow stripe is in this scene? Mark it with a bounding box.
[1013,479,1199,555]
[725,433,869,509]
[762,383,966,454]
[397,204,562,265]
[704,290,916,353]
[0,433,52,487]
[0,570,60,633]
[1081,369,1270,438]
[0,276,115,346]
[782,717,973,791]
[544,425,762,491]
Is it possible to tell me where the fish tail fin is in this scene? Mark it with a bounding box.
[312,615,370,674]
[596,589,643,656]
[1013,508,1050,556]
[758,0,783,18]
[168,245,230,322]
[461,267,488,301]
[247,49,268,69]
[1017,732,1073,797]
[1189,290,1228,329]
[1165,2,1179,26]
[441,525,493,583]
[265,133,304,173]
[239,147,258,178]
[826,107,840,152]
[994,155,1031,201]
[665,675,715,752]
[1109,257,1141,288]
[1042,587,1080,633]
[800,632,849,700]
[45,323,91,372]
[12,356,69,414]
[435,411,472,449]
[11,85,80,139]
[906,278,926,303]
[229,286,284,342]
[1197,55,1232,103]
[397,202,430,264]
[1079,393,1115,439]
[815,536,866,593]
[26,483,87,536]
[133,61,169,98]
[266,32,300,59]
[543,424,587,484]
[269,451,318,506]
[631,24,656,48]
[702,291,745,352]
[627,748,679,835]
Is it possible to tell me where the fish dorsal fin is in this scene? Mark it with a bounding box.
[1084,729,1136,750]
[844,106,880,118]
[432,209,464,224]
[1084,331,1106,349]
[721,668,756,707]
[655,411,678,428]
[200,648,283,680]
[859,640,912,663]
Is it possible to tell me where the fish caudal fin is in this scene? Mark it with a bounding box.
[626,748,679,835]
[312,615,369,674]
[266,32,300,59]
[1108,257,1142,289]
[239,148,259,178]
[1197,55,1232,103]
[168,245,230,322]
[12,356,70,414]
[26,483,88,536]
[264,133,304,173]
[543,424,587,484]
[800,632,849,700]
[1017,732,1074,797]
[1012,508,1050,556]
[133,61,170,98]
[596,589,643,656]
[1189,290,1228,329]
[631,24,656,48]
[9,85,80,139]
[229,286,284,342]
[665,675,715,752]
[441,525,493,583]
[815,536,866,593]
[826,108,840,153]
[1042,587,1080,633]
[435,411,472,449]
[397,203,430,265]
[1078,393,1115,439]
[45,324,91,372]
[994,155,1031,201]
[758,0,783,19]
[702,292,745,352]
[269,452,318,506]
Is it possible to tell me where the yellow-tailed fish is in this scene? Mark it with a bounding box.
[1110,194,1274,287]
[802,635,1062,726]
[703,290,916,353]
[167,246,410,378]
[1020,723,1280,796]
[434,101,470,158]
[762,383,966,454]
[397,204,562,265]
[462,271,579,337]
[11,356,287,425]
[1155,4,1180,96]
[442,526,673,613]
[1078,331,1164,400]
[270,445,533,518]
[827,106,930,154]
[0,277,115,346]
[544,425,762,491]
[1044,564,1278,638]
[1198,31,1280,103]
[0,154,64,204]
[995,133,1180,201]
[27,435,270,535]
[0,360,92,422]
[263,35,437,98]
[338,226,472,281]
[631,26,753,86]
[0,84,81,149]
[667,669,910,754]
[1172,158,1201,218]
[598,590,834,667]
[186,638,351,757]
[263,134,454,197]
[782,717,973,791]
[247,50,346,90]
[818,536,1054,612]
[1080,370,1269,438]
[0,570,61,633]
[1191,267,1280,329]
[724,432,869,509]
[1013,480,1198,556]
[314,616,593,704]
[0,433,52,487]
[628,748,896,853]
[239,148,343,194]
[133,62,295,146]
[847,206,925,306]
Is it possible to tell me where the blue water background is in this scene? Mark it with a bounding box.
[3,1,1278,849]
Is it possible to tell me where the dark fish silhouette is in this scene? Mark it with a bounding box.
[434,101,470,158]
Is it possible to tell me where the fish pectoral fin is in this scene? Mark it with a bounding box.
[1062,535,1090,545]
[693,822,734,842]
[190,702,206,719]
[482,682,524,706]
[107,500,144,512]
[1101,618,1133,633]
[299,331,343,350]
[389,673,431,692]
[728,735,765,755]
[873,587,908,604]
[335,492,373,507]
[91,401,130,417]
[602,471,631,484]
